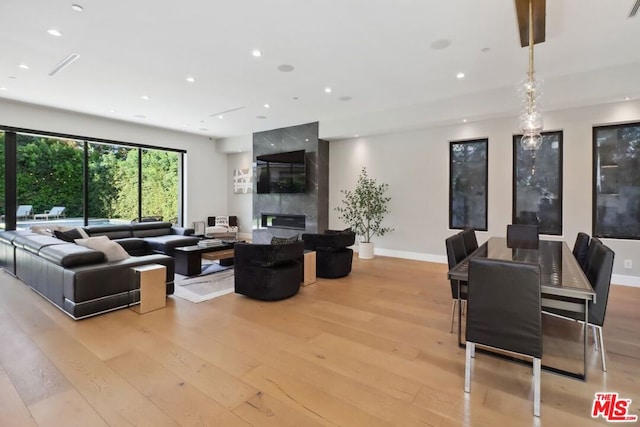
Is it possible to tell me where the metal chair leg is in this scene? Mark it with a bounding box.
[592,324,598,351]
[596,326,607,372]
[533,358,541,417]
[449,299,457,333]
[464,342,473,393]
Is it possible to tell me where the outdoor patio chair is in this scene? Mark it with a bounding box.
[34,206,66,220]
[16,205,34,219]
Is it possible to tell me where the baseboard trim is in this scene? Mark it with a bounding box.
[353,246,640,288]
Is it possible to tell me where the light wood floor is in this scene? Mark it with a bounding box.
[0,256,638,426]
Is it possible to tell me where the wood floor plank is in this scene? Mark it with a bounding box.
[31,329,178,426]
[0,312,72,406]
[106,349,251,427]
[261,349,444,426]
[28,388,109,427]
[232,390,329,427]
[241,364,395,427]
[132,332,259,410]
[0,365,38,427]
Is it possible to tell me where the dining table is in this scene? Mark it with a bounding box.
[448,236,596,380]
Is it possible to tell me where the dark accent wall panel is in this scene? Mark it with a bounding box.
[252,122,329,243]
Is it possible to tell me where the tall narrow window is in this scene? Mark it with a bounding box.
[593,122,640,239]
[512,131,563,235]
[450,139,488,231]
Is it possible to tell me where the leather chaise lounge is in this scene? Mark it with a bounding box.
[0,221,197,319]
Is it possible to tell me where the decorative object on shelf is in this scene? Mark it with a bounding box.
[233,168,252,194]
[335,167,393,259]
[518,0,545,151]
[192,221,205,236]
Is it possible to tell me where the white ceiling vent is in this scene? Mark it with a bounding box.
[49,53,80,76]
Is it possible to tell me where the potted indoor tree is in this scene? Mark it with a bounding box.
[335,167,393,259]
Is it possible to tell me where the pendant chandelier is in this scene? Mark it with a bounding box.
[518,0,543,151]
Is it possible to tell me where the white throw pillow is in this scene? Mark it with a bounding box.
[75,236,130,261]
[215,216,229,226]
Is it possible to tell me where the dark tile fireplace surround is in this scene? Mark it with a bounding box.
[252,121,329,244]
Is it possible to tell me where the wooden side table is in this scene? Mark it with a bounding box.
[130,264,166,314]
[303,250,317,286]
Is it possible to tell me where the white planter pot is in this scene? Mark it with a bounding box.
[359,242,374,259]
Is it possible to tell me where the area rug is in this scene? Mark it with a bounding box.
[173,263,235,303]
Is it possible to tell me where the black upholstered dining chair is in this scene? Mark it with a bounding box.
[581,236,601,273]
[543,240,614,371]
[461,228,478,256]
[465,258,542,417]
[445,232,468,333]
[572,232,590,268]
[506,224,539,249]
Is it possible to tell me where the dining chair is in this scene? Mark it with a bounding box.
[445,232,467,333]
[543,240,614,371]
[506,224,539,249]
[461,228,478,256]
[572,232,590,267]
[465,257,542,417]
[581,236,601,273]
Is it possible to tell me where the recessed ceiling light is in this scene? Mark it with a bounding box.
[141,95,149,100]
[109,109,116,113]
[277,64,295,72]
[456,72,465,79]
[354,134,359,137]
[9,76,16,79]
[218,115,224,119]
[270,143,275,146]
[186,76,195,83]
[430,39,451,50]
[264,104,270,108]
[256,115,267,119]
[339,96,352,101]
[182,124,187,128]
[463,119,468,123]
[481,47,491,53]
[0,87,7,91]
[305,138,309,142]
[324,87,332,93]
[292,96,299,100]
[624,97,631,101]
[134,114,146,119]
[71,4,84,12]
[18,64,30,70]
[47,29,62,37]
[252,49,262,57]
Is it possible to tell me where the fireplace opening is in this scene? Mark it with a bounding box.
[261,213,306,230]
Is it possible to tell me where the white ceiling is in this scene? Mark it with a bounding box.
[1,0,639,141]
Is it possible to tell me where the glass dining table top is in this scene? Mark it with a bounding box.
[448,237,595,302]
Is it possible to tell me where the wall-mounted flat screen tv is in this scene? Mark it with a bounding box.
[256,149,306,194]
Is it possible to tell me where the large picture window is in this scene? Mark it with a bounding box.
[593,122,640,239]
[449,138,488,231]
[513,131,563,235]
[1,126,184,230]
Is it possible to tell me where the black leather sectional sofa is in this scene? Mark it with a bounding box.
[0,222,199,319]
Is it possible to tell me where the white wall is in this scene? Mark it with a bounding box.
[329,99,640,285]
[0,99,227,226]
[226,152,254,239]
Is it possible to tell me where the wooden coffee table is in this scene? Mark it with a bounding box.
[174,242,236,276]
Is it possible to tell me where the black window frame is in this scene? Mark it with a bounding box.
[449,138,488,231]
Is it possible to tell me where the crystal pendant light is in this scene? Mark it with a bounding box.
[519,0,543,151]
